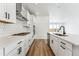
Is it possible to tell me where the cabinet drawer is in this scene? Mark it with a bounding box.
[59,45,72,56]
[51,35,59,42]
[60,39,72,51]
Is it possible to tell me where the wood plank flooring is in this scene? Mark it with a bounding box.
[27,39,55,56]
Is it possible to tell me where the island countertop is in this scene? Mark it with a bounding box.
[48,32,79,46]
[0,33,31,48]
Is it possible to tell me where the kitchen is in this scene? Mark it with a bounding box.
[0,3,79,56]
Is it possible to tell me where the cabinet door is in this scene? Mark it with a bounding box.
[50,35,58,55]
[50,35,53,50]
[0,3,6,19]
[21,6,27,19]
[51,36,59,56]
[28,34,33,47]
[6,3,16,23]
[26,10,30,20]
[50,35,55,50]
[53,39,59,56]
[23,40,29,55]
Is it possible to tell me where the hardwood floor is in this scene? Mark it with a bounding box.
[27,39,55,56]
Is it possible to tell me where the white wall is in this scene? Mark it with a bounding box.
[49,3,79,35]
[34,16,49,39]
[63,4,79,35]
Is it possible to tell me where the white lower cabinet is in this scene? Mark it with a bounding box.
[0,34,34,56]
[23,39,29,55]
[50,34,72,56]
[5,36,34,56]
[23,35,34,55]
[50,35,59,55]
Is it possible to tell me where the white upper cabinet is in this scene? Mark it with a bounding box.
[0,3,6,20]
[26,10,30,21]
[0,3,16,23]
[6,3,16,23]
[20,6,27,19]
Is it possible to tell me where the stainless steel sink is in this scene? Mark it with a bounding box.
[54,33,68,36]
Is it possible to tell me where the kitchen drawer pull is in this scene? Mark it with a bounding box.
[8,13,10,19]
[18,41,22,44]
[52,40,53,43]
[18,47,22,54]
[5,12,7,19]
[60,45,65,49]
[61,41,66,45]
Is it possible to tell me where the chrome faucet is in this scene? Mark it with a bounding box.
[58,26,66,35]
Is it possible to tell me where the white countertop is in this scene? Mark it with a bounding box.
[48,32,79,46]
[0,33,31,48]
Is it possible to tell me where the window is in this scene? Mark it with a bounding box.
[48,20,65,32]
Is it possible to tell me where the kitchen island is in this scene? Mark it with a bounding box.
[0,32,34,56]
[48,32,79,56]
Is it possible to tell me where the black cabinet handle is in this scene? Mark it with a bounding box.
[18,47,22,54]
[18,41,22,44]
[60,45,65,49]
[8,13,10,19]
[60,41,66,45]
[5,12,7,19]
[52,40,53,43]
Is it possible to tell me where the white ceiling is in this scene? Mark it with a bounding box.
[22,3,79,16]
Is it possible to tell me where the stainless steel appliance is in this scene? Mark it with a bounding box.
[47,33,50,46]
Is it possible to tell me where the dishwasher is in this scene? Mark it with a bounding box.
[47,33,50,47]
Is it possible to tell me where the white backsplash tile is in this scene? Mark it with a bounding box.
[0,20,30,37]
